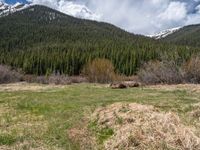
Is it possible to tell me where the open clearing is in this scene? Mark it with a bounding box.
[0,83,200,150]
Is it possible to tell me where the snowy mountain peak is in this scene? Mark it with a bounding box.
[0,1,9,10]
[12,2,24,9]
[0,1,100,21]
[148,27,182,39]
[0,2,30,17]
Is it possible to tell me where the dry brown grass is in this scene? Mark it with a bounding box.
[189,103,200,123]
[92,103,200,150]
[0,141,63,150]
[0,82,65,92]
[148,84,200,93]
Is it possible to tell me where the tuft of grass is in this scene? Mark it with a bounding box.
[88,121,114,144]
[0,134,16,145]
[114,112,123,125]
[98,127,114,144]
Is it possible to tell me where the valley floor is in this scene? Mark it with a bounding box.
[0,83,200,149]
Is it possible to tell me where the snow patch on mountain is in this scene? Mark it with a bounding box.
[148,27,182,39]
[57,1,100,20]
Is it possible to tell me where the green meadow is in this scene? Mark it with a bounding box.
[0,83,199,149]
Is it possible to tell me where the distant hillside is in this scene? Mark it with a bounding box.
[0,5,197,75]
[0,5,151,49]
[162,24,200,47]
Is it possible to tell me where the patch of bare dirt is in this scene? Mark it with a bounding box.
[67,112,97,150]
[92,103,200,150]
[68,127,97,150]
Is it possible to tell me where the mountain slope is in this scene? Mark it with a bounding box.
[0,5,154,53]
[162,24,200,47]
[0,5,196,76]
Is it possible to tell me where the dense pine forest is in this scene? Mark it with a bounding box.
[0,5,199,76]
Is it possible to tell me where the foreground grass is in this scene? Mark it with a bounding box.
[0,83,200,149]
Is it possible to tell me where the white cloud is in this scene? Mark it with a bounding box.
[196,4,200,13]
[158,2,187,21]
[27,0,200,35]
[185,7,200,25]
[155,2,187,30]
[85,0,191,34]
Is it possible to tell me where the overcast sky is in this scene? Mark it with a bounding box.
[4,0,200,35]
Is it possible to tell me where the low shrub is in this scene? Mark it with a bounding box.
[0,65,23,84]
[138,60,183,85]
[183,56,200,83]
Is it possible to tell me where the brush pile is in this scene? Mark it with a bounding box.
[92,103,200,150]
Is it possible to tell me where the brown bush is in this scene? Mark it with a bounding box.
[24,74,87,85]
[138,60,183,85]
[0,65,23,84]
[183,56,200,83]
[82,58,118,83]
[48,74,87,85]
[23,75,49,84]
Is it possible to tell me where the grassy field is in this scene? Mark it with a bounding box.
[0,83,200,149]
